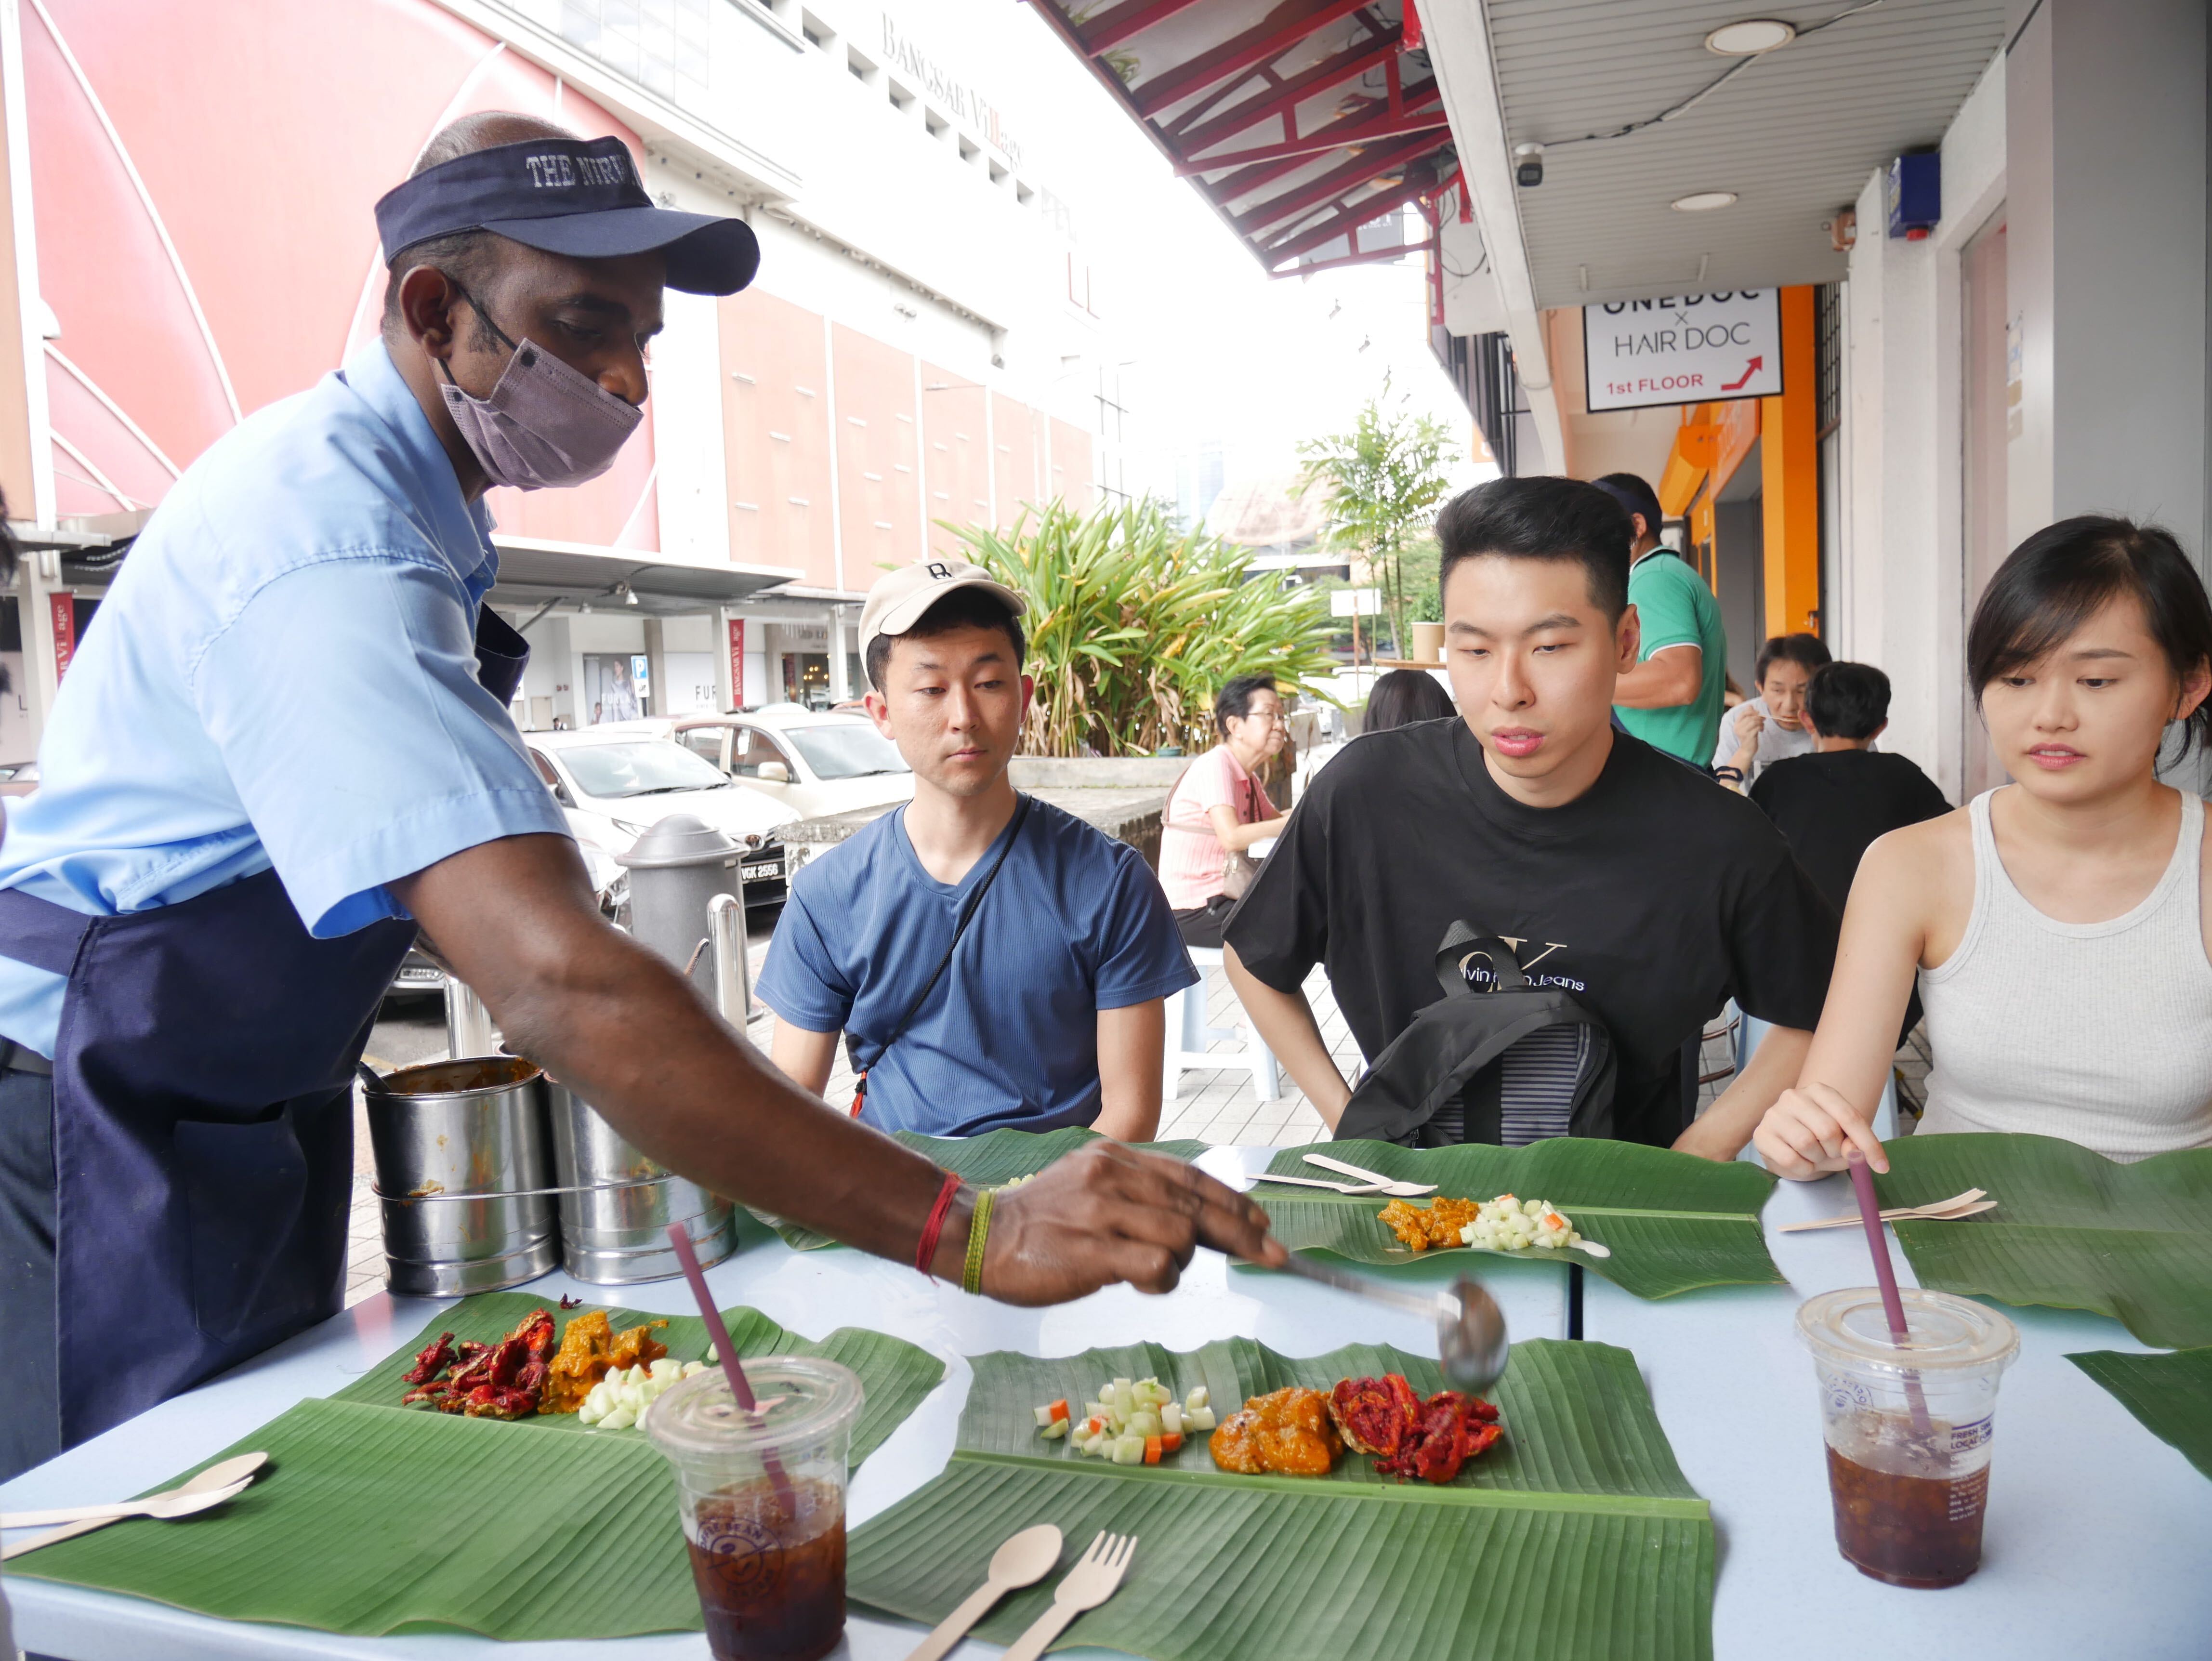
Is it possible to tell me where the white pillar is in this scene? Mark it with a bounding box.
[825,605,850,702]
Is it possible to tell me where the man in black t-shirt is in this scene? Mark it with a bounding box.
[1750,661,1949,1043]
[1223,476,1838,1154]
[1749,662,1951,915]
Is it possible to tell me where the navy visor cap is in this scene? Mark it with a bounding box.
[374,135,759,296]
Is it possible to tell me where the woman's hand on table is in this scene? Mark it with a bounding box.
[1753,1082,1889,1179]
[979,1142,1286,1305]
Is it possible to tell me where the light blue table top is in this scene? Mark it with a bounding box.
[3,1145,2202,1660]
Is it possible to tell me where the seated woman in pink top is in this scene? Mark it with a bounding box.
[1161,674,1286,947]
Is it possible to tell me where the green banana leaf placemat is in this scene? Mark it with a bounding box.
[759,1128,1210,1250]
[851,1336,1712,1661]
[9,1399,699,1639]
[1874,1134,2212,1348]
[2067,1345,2212,1481]
[335,1292,944,1466]
[1251,1138,1781,1300]
[12,1294,948,1637]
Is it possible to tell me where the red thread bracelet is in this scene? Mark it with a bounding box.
[914,1170,963,1278]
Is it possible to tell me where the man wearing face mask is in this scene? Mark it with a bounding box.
[0,114,1280,1482]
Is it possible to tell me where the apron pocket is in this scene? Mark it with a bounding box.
[173,1096,348,1349]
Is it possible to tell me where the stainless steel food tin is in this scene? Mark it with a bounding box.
[367,1056,559,1296]
[546,1080,737,1283]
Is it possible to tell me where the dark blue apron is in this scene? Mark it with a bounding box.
[0,607,527,1447]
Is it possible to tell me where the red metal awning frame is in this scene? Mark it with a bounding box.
[1024,0,1456,279]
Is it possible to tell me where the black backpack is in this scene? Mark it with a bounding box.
[1335,923,1617,1147]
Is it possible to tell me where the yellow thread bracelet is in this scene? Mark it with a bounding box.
[962,1186,994,1296]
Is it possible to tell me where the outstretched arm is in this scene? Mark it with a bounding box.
[1224,943,1349,1126]
[395,834,1285,1298]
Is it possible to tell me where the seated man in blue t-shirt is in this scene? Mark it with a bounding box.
[758,560,1197,1138]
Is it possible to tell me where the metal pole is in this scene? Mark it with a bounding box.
[444,976,497,1059]
[707,892,751,1040]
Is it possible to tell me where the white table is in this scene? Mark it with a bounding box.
[0,1147,1565,1661]
[1584,1169,2212,1660]
[5,1148,2203,1659]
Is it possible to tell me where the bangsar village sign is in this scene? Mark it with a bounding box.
[880,12,1023,169]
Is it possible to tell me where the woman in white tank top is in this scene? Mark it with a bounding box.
[1756,515,2212,1178]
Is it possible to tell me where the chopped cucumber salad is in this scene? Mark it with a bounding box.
[579,1357,713,1429]
[1459,1195,1609,1257]
[1035,1376,1217,1465]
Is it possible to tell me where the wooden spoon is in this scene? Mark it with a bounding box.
[899,1522,1064,1661]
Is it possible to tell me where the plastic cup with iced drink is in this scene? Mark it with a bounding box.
[645,1357,864,1661]
[1796,1288,2019,1588]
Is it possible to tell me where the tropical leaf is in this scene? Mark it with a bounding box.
[334,1292,943,1468]
[2067,1345,2212,1482]
[850,1336,1712,1661]
[758,1129,1209,1251]
[13,1296,948,1639]
[1252,1139,1781,1300]
[954,499,1339,757]
[1874,1134,2212,1348]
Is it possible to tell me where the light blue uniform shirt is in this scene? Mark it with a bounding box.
[0,343,571,1057]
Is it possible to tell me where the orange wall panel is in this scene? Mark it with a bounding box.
[831,323,921,577]
[0,63,35,519]
[991,393,1039,528]
[26,0,653,542]
[722,289,835,585]
[921,365,989,556]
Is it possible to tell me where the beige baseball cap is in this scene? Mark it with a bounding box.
[857,558,1028,684]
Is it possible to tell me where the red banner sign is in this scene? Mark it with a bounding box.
[727,617,745,710]
[49,592,76,683]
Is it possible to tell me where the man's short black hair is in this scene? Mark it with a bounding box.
[1591,472,1665,543]
[1805,661,1890,740]
[1434,476,1632,620]
[1214,673,1277,736]
[1755,632,1832,684]
[864,585,1026,692]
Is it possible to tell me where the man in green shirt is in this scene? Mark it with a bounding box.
[1596,472,1727,765]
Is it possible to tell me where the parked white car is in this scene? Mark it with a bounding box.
[669,708,915,822]
[523,729,798,907]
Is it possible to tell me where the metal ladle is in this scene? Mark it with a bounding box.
[1269,1255,1510,1394]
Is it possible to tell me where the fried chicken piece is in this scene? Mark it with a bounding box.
[1376,1196,1482,1252]
[1208,1387,1343,1477]
[1328,1373,1423,1457]
[1373,1390,1502,1484]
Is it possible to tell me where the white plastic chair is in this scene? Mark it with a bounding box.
[1733,1011,1896,1166]
[1165,947,1280,1106]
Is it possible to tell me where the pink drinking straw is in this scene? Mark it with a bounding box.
[1844,1151,1934,1438]
[665,1223,798,1515]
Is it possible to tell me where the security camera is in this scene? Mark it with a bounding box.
[1514,143,1544,188]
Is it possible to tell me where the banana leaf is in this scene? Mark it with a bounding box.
[13,1296,949,1638]
[2067,1345,2212,1482]
[334,1291,944,1466]
[1251,1138,1781,1300]
[1873,1134,2212,1348]
[759,1129,1210,1251]
[850,1335,1712,1661]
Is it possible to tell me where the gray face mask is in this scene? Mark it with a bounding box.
[436,288,642,491]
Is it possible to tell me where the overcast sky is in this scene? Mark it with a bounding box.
[948,0,1492,508]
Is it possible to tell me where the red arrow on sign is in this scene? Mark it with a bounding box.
[1721,356,1764,392]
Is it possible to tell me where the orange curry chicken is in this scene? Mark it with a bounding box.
[1207,1386,1343,1476]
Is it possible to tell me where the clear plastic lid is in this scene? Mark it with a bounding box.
[1796,1288,2020,1375]
[643,1357,864,1458]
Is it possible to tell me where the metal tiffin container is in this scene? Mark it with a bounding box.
[363,1055,559,1296]
[538,813,750,1283]
[545,1077,739,1282]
